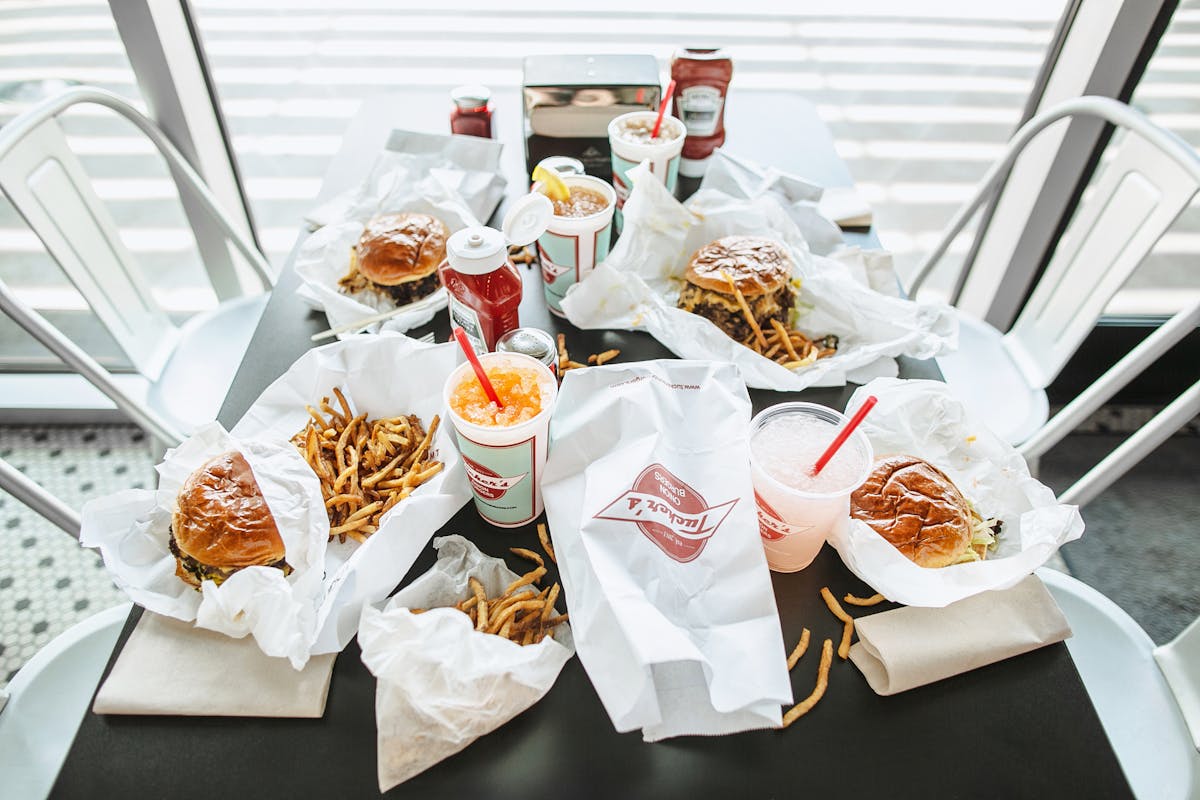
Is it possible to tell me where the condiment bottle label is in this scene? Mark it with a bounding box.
[455,431,537,526]
[678,85,724,137]
[448,296,487,353]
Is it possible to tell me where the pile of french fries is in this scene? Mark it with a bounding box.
[291,387,443,543]
[717,269,838,370]
[416,541,568,646]
[556,333,619,373]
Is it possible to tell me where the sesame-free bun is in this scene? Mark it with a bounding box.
[355,212,448,286]
[849,455,975,568]
[683,236,793,297]
[172,452,285,580]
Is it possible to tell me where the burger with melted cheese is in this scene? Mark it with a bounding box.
[168,451,292,589]
[850,455,1001,568]
[676,236,796,343]
[339,212,448,306]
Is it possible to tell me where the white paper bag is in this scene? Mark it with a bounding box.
[560,161,956,391]
[296,137,503,337]
[232,333,474,653]
[541,360,792,741]
[359,535,573,791]
[80,423,329,668]
[827,378,1085,607]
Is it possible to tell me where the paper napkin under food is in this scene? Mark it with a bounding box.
[541,360,793,741]
[848,575,1072,695]
[828,378,1086,607]
[80,423,329,669]
[559,161,956,391]
[296,133,504,337]
[358,535,573,791]
[232,333,474,655]
[93,612,336,717]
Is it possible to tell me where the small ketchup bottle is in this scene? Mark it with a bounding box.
[440,194,552,353]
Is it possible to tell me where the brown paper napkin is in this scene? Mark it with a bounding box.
[849,575,1072,695]
[93,612,336,717]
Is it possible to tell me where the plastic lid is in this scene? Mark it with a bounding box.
[450,84,491,109]
[503,193,553,246]
[446,226,507,275]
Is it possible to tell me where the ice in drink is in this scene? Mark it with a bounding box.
[749,403,873,573]
[443,352,558,528]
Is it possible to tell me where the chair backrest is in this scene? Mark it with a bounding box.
[909,96,1200,390]
[0,87,275,380]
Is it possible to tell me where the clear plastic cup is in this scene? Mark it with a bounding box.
[535,174,615,316]
[443,352,558,528]
[749,402,874,573]
[608,111,685,227]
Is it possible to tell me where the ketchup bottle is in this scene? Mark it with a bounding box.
[671,48,734,178]
[440,194,552,353]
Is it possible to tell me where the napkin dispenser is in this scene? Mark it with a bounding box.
[523,54,661,180]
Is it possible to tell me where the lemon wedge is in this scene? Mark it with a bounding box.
[532,163,570,203]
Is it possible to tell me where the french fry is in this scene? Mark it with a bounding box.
[720,269,767,349]
[470,577,488,632]
[820,587,855,660]
[782,638,833,728]
[510,547,544,569]
[537,522,556,563]
[505,566,546,595]
[786,628,811,670]
[843,592,886,607]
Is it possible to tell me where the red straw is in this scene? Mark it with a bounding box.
[452,326,504,408]
[651,79,677,139]
[811,396,878,476]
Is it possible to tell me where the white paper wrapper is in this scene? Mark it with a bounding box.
[542,360,792,741]
[359,535,573,792]
[828,378,1085,607]
[79,423,329,669]
[296,138,504,338]
[232,333,474,654]
[560,161,956,391]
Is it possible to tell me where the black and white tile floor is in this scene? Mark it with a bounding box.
[0,425,151,686]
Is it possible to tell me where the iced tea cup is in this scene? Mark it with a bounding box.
[608,111,685,228]
[443,352,558,528]
[535,174,615,316]
[749,402,874,573]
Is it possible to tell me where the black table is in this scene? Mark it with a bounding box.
[54,91,1131,799]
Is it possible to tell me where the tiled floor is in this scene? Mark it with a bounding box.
[0,426,150,686]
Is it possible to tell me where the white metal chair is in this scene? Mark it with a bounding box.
[0,602,131,800]
[0,85,275,448]
[909,96,1200,449]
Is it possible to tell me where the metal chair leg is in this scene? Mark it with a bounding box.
[0,457,80,539]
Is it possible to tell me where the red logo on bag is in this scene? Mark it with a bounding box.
[754,491,812,541]
[461,455,527,501]
[593,464,737,563]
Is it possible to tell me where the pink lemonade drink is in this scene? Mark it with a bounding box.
[749,402,873,573]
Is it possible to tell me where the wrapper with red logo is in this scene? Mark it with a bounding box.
[541,360,793,740]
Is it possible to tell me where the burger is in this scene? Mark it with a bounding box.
[849,455,1001,568]
[339,212,448,306]
[676,235,796,343]
[168,451,292,589]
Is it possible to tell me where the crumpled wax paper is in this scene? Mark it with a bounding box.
[827,378,1085,607]
[296,133,505,338]
[559,160,957,391]
[79,422,329,668]
[232,333,474,654]
[358,535,573,791]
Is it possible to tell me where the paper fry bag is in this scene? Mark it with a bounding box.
[541,360,792,741]
[358,535,573,791]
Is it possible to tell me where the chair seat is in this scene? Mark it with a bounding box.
[149,293,268,434]
[0,602,131,800]
[936,311,1048,445]
[1038,568,1199,800]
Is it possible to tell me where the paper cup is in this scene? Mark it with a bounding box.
[536,174,615,316]
[749,403,873,573]
[608,111,685,229]
[443,352,558,528]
